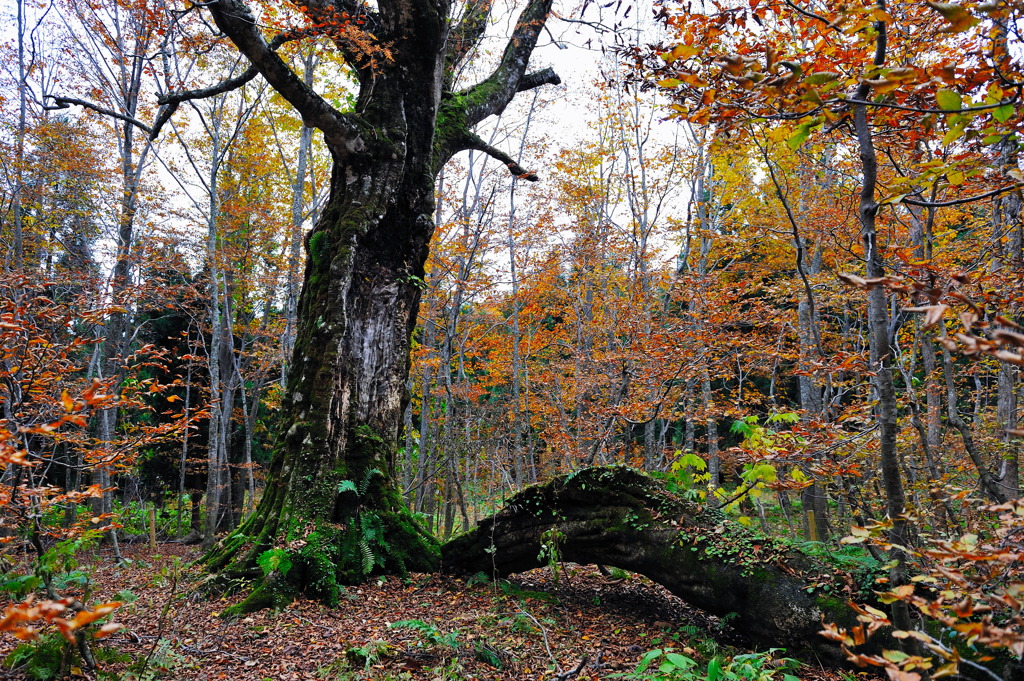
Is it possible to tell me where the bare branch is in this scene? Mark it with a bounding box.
[901,184,1022,208]
[43,96,153,134]
[150,28,315,140]
[446,0,495,81]
[458,131,539,181]
[836,93,1019,115]
[151,65,259,139]
[782,0,839,32]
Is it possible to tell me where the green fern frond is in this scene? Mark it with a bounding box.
[358,468,383,497]
[360,539,375,575]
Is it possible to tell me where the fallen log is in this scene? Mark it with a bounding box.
[441,466,862,664]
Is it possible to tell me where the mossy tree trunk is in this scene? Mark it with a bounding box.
[442,467,863,665]
[182,0,559,613]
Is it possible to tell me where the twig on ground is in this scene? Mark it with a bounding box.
[555,655,588,680]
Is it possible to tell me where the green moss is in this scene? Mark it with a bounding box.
[435,92,468,141]
[222,577,297,617]
[815,594,848,619]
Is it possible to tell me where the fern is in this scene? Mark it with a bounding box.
[358,513,389,572]
[359,539,375,575]
[358,468,383,496]
[360,513,380,542]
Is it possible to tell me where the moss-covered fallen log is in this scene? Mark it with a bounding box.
[441,466,862,664]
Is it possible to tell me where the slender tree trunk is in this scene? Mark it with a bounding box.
[994,136,1021,500]
[851,18,915,640]
[282,54,317,377]
[11,0,28,266]
[417,317,435,525]
[203,138,227,550]
[940,345,1007,502]
[178,351,193,538]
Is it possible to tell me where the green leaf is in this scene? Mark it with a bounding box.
[338,480,357,494]
[786,118,821,150]
[707,657,723,681]
[994,103,1015,123]
[936,88,962,111]
[676,452,708,471]
[786,126,810,150]
[661,44,699,63]
[879,193,909,205]
[804,71,840,85]
[257,548,293,577]
[730,419,755,436]
[925,1,979,32]
[942,122,966,147]
[743,462,777,483]
[664,652,696,670]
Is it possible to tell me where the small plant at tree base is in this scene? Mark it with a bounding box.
[4,632,69,681]
[612,648,800,681]
[123,638,185,681]
[537,526,567,584]
[337,640,395,673]
[388,619,460,649]
[473,640,505,669]
[257,548,293,578]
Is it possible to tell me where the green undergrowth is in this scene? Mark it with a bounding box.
[612,647,801,681]
[218,502,439,618]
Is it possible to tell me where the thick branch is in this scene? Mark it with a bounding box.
[462,0,556,128]
[518,67,561,92]
[458,131,539,180]
[446,0,494,82]
[151,65,259,139]
[151,28,317,140]
[204,0,354,146]
[782,0,838,31]
[298,0,382,82]
[836,94,1019,116]
[43,96,152,135]
[306,0,380,27]
[442,467,863,665]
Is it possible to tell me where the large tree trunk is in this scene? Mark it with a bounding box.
[204,140,443,610]
[194,0,559,615]
[441,466,861,665]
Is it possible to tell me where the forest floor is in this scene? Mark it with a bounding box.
[1,542,867,681]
